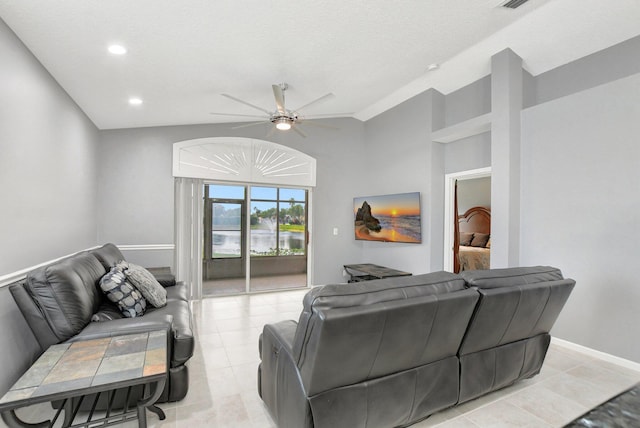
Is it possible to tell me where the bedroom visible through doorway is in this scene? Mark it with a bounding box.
[443,167,491,272]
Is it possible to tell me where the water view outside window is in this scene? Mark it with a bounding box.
[209,185,245,259]
[212,202,242,258]
[251,187,306,256]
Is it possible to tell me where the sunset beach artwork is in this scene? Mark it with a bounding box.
[353,192,422,243]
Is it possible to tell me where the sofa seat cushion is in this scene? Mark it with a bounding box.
[461,266,564,289]
[91,302,124,322]
[25,252,106,342]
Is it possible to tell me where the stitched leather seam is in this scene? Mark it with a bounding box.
[490,349,497,391]
[420,296,439,362]
[529,288,552,336]
[407,369,419,422]
[518,339,528,378]
[365,309,388,379]
[312,279,464,301]
[497,287,522,345]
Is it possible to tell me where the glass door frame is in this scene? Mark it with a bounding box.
[203,195,246,285]
[201,181,313,296]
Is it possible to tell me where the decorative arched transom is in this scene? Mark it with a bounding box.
[172,137,316,187]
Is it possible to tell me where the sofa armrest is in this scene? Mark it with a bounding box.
[68,314,174,342]
[261,320,297,355]
[259,320,312,428]
[146,267,177,287]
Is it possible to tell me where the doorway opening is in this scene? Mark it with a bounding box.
[202,183,308,296]
[173,137,316,300]
[443,167,491,272]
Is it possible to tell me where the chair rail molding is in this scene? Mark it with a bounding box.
[0,246,101,287]
[118,244,175,251]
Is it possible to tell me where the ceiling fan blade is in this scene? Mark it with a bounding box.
[210,112,268,119]
[221,93,272,115]
[266,125,277,138]
[293,93,335,113]
[291,124,307,138]
[272,84,286,115]
[231,121,268,130]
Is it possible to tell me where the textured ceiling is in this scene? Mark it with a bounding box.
[1,0,639,130]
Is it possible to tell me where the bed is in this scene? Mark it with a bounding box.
[454,206,491,273]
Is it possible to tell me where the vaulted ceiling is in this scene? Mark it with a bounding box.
[1,0,639,130]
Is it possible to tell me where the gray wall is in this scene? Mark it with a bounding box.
[535,35,640,106]
[457,177,491,214]
[361,91,436,275]
[98,118,366,285]
[444,133,492,174]
[521,71,640,362]
[0,19,99,275]
[444,75,491,126]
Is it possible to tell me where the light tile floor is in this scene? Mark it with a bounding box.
[203,273,307,296]
[5,288,640,427]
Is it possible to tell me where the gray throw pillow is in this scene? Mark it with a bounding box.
[470,233,490,248]
[459,232,474,246]
[125,263,167,308]
[99,267,146,318]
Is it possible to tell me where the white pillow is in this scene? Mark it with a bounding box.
[124,263,167,308]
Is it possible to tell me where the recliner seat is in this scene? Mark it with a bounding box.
[258,266,575,428]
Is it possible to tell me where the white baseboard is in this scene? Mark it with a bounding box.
[551,337,640,372]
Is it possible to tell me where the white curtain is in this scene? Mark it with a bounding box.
[174,177,203,300]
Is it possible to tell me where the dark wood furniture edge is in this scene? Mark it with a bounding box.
[453,206,491,274]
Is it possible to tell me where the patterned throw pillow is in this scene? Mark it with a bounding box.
[124,263,167,308]
[99,266,146,318]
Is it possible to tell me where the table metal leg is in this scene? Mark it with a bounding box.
[136,379,167,427]
[0,410,49,428]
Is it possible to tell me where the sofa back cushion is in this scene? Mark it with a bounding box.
[292,272,479,396]
[460,266,564,288]
[459,267,575,355]
[25,252,106,343]
[90,243,126,271]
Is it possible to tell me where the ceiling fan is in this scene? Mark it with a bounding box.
[210,83,345,137]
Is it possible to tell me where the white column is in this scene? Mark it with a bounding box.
[491,48,523,267]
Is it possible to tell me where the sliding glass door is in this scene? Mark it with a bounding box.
[202,183,308,296]
[249,187,307,292]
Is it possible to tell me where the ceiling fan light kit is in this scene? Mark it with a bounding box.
[212,82,343,138]
[274,117,293,130]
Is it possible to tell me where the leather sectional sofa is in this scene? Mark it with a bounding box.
[258,266,574,428]
[8,243,194,403]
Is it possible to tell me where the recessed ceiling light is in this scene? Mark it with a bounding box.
[108,45,127,55]
[427,63,440,72]
[128,97,143,106]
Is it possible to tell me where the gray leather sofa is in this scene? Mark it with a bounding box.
[8,243,194,403]
[258,266,574,428]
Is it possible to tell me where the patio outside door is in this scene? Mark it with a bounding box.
[202,183,308,296]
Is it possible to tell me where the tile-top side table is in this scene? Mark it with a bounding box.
[344,263,412,282]
[0,330,167,428]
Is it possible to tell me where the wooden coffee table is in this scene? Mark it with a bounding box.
[0,330,167,428]
[344,263,412,282]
